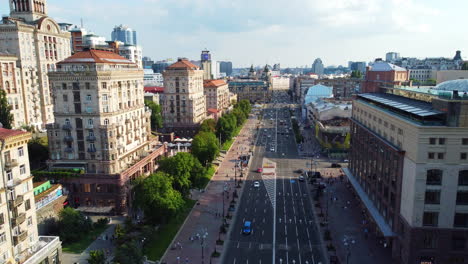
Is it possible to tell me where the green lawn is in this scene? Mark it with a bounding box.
[62,225,109,254]
[144,199,197,261]
[199,165,217,189]
[221,125,243,151]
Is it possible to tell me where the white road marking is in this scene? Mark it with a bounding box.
[285,225,287,235]
[296,226,298,236]
[306,228,310,239]
[233,258,236,264]
[237,242,240,248]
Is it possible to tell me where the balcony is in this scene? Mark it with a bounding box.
[86,124,94,129]
[8,195,24,207]
[7,179,22,189]
[125,119,131,124]
[86,135,96,141]
[13,230,28,245]
[22,236,61,264]
[87,148,97,153]
[64,147,74,153]
[64,135,73,142]
[62,124,72,130]
[4,159,19,168]
[11,212,26,226]
[46,123,60,130]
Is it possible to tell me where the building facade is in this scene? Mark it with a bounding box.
[0,0,71,129]
[409,67,434,84]
[118,44,143,69]
[46,49,166,213]
[271,77,290,91]
[315,78,362,99]
[162,58,206,137]
[219,61,233,76]
[228,80,271,103]
[363,62,409,93]
[347,81,468,264]
[0,128,62,264]
[386,52,401,62]
[203,79,230,114]
[0,54,26,128]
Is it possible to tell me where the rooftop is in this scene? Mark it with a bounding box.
[166,59,199,70]
[0,128,29,140]
[144,86,164,93]
[204,79,227,88]
[369,62,407,72]
[433,79,468,92]
[58,49,134,65]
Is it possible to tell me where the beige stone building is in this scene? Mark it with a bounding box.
[0,0,71,129]
[347,80,468,264]
[0,54,26,128]
[46,49,166,213]
[163,58,206,136]
[0,128,62,264]
[203,79,229,113]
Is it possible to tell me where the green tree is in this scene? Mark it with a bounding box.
[216,116,236,143]
[200,119,217,133]
[0,89,13,129]
[144,100,163,131]
[158,153,202,196]
[192,131,220,166]
[28,137,49,170]
[232,108,246,126]
[350,70,362,78]
[133,172,185,223]
[87,250,105,264]
[462,62,468,70]
[113,241,144,264]
[57,207,92,243]
[237,99,252,118]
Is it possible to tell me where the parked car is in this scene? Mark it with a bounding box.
[294,169,304,174]
[243,221,252,234]
[256,168,263,173]
[253,181,260,188]
[331,163,342,168]
[299,175,305,182]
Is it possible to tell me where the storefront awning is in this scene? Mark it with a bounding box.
[343,168,396,237]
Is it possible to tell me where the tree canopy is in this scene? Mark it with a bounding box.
[350,70,363,78]
[144,100,163,131]
[158,152,205,195]
[462,62,468,70]
[191,131,219,166]
[133,172,185,223]
[88,250,105,264]
[0,89,13,129]
[200,119,217,133]
[113,241,144,264]
[57,207,93,243]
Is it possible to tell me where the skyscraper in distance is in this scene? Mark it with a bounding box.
[111,24,137,45]
[312,58,324,75]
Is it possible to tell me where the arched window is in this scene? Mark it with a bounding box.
[459,170,468,186]
[104,118,109,125]
[65,118,70,125]
[426,169,442,185]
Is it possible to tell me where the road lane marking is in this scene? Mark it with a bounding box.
[262,230,264,236]
[296,226,298,236]
[233,258,236,264]
[285,225,287,235]
[237,242,240,248]
[249,242,252,249]
[306,228,310,239]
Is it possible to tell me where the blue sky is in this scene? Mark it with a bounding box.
[1,0,466,67]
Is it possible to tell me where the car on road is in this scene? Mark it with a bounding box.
[256,168,263,173]
[331,163,342,168]
[270,147,275,151]
[253,181,260,188]
[243,221,252,234]
[294,169,304,174]
[299,175,305,182]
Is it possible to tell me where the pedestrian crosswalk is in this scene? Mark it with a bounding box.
[261,158,276,209]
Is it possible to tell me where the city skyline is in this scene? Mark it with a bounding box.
[1,0,467,67]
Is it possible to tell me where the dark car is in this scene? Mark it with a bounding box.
[294,169,304,174]
[331,163,341,168]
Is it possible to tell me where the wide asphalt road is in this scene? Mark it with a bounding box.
[223,97,326,264]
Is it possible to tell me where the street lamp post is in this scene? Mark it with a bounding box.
[343,236,355,264]
[201,230,208,264]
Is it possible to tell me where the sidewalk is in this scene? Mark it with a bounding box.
[62,216,125,264]
[313,169,392,264]
[161,116,258,264]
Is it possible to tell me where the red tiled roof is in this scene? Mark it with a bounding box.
[0,128,29,140]
[167,59,199,70]
[58,49,134,65]
[208,108,220,113]
[204,79,227,88]
[144,86,164,93]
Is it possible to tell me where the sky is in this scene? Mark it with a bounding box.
[1,0,467,68]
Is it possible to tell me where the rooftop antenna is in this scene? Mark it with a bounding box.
[80,18,83,28]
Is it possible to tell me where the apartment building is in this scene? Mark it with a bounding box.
[346,80,468,264]
[0,54,26,128]
[0,0,71,129]
[228,80,271,103]
[363,62,409,93]
[162,58,207,137]
[0,128,62,264]
[46,49,166,213]
[203,79,230,114]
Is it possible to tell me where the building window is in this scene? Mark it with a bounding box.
[456,191,468,205]
[438,153,445,159]
[439,138,446,145]
[102,94,108,101]
[423,212,438,227]
[0,232,5,244]
[454,213,468,228]
[429,138,437,145]
[27,216,32,226]
[423,232,437,249]
[83,184,91,193]
[63,94,68,102]
[428,152,435,159]
[459,170,468,186]
[19,165,25,175]
[425,190,440,205]
[18,147,24,157]
[104,119,109,125]
[86,94,92,101]
[461,153,467,160]
[427,169,442,185]
[0,213,3,225]
[88,119,93,125]
[85,82,90,89]
[25,199,31,210]
[102,82,107,89]
[398,128,403,135]
[452,235,466,251]
[462,138,468,145]
[62,83,67,90]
